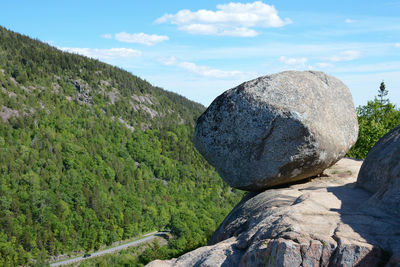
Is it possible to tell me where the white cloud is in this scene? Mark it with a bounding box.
[220,27,258,37]
[159,56,244,78]
[60,47,142,60]
[345,19,356,23]
[179,24,218,35]
[101,33,112,39]
[395,43,400,47]
[315,62,334,69]
[155,1,291,37]
[159,56,178,66]
[326,50,361,62]
[279,56,307,66]
[114,32,169,46]
[179,24,258,37]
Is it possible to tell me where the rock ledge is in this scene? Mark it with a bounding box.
[147,159,400,267]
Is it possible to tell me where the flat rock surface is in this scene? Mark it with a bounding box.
[194,71,358,191]
[147,159,400,266]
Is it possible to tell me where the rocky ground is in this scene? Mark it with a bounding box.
[148,158,400,266]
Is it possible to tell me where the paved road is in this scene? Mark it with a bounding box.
[50,231,166,266]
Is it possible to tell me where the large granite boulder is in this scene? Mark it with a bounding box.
[357,124,400,216]
[194,71,358,191]
[147,159,400,267]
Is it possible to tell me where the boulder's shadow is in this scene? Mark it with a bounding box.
[327,182,398,266]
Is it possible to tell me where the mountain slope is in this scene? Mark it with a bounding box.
[0,26,203,128]
[0,26,244,265]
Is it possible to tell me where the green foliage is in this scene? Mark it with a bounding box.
[347,98,400,159]
[70,241,163,267]
[0,25,244,265]
[72,237,205,267]
[378,81,388,105]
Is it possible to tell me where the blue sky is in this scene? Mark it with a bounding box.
[2,0,400,107]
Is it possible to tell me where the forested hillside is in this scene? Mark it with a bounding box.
[0,26,244,265]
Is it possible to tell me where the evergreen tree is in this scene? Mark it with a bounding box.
[378,81,388,105]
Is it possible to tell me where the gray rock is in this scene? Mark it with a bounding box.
[357,124,400,216]
[147,238,242,267]
[147,159,400,267]
[194,71,358,191]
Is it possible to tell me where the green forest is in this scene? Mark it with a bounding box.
[0,26,244,266]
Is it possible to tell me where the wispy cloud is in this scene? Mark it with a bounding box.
[114,32,169,46]
[345,18,356,23]
[162,42,387,62]
[60,47,142,60]
[319,61,400,73]
[159,56,245,78]
[395,43,400,47]
[101,33,112,39]
[326,50,361,62]
[315,62,334,69]
[279,56,307,66]
[155,1,291,37]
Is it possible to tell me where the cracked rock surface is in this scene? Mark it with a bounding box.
[194,71,358,191]
[147,159,400,267]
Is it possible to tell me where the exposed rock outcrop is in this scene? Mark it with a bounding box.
[357,124,400,217]
[73,79,92,104]
[0,105,19,122]
[194,71,358,191]
[147,159,400,266]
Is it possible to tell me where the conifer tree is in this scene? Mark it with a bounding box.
[378,81,388,105]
